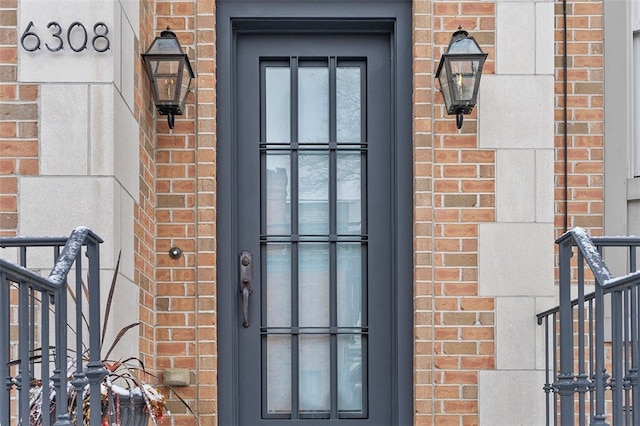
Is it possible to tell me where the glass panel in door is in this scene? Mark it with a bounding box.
[261,59,368,420]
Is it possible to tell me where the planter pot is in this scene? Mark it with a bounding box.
[30,384,162,426]
[107,393,150,426]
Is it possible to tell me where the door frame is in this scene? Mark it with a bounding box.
[216,1,413,424]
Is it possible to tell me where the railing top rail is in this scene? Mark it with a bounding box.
[0,227,103,248]
[603,270,640,291]
[591,236,640,246]
[0,258,59,291]
[0,236,69,247]
[556,230,640,248]
[0,226,103,287]
[536,290,597,323]
[535,272,640,322]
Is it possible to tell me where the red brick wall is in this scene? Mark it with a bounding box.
[0,0,39,237]
[148,0,217,424]
[415,1,496,424]
[413,1,435,420]
[136,0,159,414]
[555,0,604,239]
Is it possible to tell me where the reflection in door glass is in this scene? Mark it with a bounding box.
[337,67,361,142]
[338,335,362,412]
[337,243,362,327]
[337,153,362,235]
[266,243,291,327]
[299,334,330,412]
[266,67,291,142]
[298,67,329,142]
[266,154,291,235]
[267,335,292,413]
[299,243,330,327]
[299,153,329,235]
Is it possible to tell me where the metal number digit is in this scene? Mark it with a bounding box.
[67,22,88,52]
[45,22,63,52]
[20,21,40,51]
[92,22,110,53]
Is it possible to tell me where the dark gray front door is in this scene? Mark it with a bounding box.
[233,32,393,424]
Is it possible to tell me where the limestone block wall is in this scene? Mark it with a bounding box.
[15,0,138,270]
[3,0,143,365]
[475,1,555,424]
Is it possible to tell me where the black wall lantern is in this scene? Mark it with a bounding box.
[435,27,487,129]
[142,27,195,129]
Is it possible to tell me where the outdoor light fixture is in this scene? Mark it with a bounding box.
[435,27,487,129]
[141,27,195,129]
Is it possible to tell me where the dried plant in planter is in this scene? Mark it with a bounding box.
[23,253,194,425]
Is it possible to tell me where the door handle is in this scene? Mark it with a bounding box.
[240,250,253,327]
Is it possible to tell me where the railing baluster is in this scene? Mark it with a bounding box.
[611,290,624,422]
[54,275,72,426]
[623,288,631,425]
[557,238,576,425]
[577,252,588,426]
[19,281,31,424]
[553,311,558,426]
[630,248,640,425]
[540,314,552,426]
[592,276,609,425]
[0,271,10,426]
[42,288,51,426]
[85,235,106,426]
[588,297,595,423]
[30,285,36,387]
[71,247,87,424]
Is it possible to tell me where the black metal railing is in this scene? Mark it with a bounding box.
[0,227,107,426]
[537,227,640,426]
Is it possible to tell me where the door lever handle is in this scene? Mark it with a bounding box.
[240,250,253,327]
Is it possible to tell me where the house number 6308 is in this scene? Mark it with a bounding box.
[21,21,110,53]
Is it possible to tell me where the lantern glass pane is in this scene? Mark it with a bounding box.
[179,66,193,111]
[146,37,183,55]
[448,37,483,55]
[447,58,481,103]
[437,63,453,110]
[152,59,181,102]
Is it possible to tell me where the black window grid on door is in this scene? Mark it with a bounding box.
[258,57,369,420]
